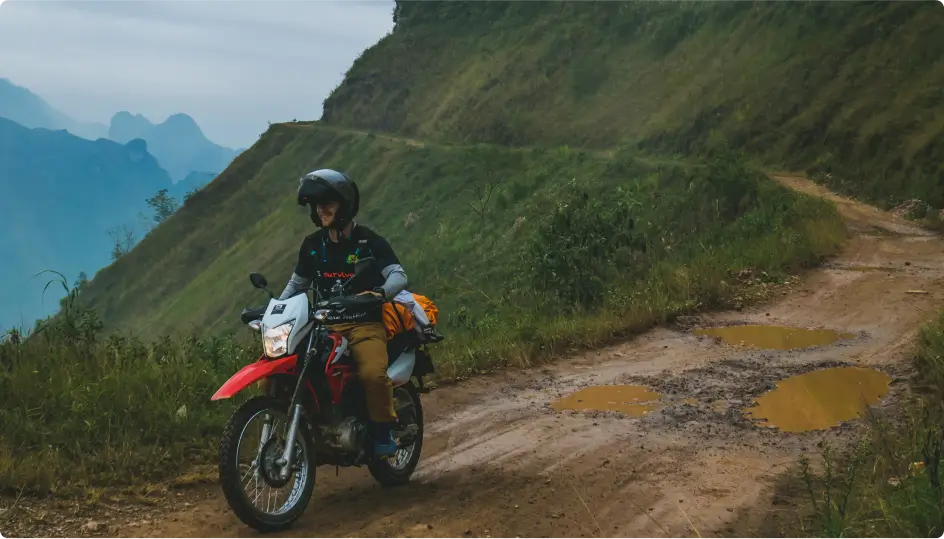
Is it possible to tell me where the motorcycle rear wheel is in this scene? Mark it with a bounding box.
[218,396,316,532]
[368,383,424,487]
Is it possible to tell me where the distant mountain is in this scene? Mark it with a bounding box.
[0,117,172,332]
[0,79,239,183]
[0,78,108,140]
[109,111,238,183]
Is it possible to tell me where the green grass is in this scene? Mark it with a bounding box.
[0,282,257,494]
[2,126,845,492]
[775,311,944,537]
[325,1,944,212]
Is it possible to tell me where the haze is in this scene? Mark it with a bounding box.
[0,0,395,148]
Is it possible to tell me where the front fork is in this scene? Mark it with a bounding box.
[275,404,304,479]
[274,326,320,480]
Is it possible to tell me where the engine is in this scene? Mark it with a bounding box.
[319,416,366,453]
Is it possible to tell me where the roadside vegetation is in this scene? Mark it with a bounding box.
[0,275,256,494]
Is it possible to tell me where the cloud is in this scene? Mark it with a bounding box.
[0,0,394,147]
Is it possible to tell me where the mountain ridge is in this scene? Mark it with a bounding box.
[0,117,173,332]
[0,78,238,185]
[108,110,239,183]
[0,78,108,140]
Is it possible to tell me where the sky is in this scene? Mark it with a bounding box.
[0,0,395,148]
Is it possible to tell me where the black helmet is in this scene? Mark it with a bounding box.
[297,169,360,229]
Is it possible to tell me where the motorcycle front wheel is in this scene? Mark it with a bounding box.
[218,395,316,532]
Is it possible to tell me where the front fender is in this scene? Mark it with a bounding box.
[211,354,298,401]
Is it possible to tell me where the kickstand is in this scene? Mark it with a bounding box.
[335,465,339,477]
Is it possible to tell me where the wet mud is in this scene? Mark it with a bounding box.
[552,385,661,417]
[693,325,856,350]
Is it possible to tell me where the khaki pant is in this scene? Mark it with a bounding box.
[328,322,397,423]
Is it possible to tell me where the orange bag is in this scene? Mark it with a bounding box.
[382,302,415,340]
[381,293,439,340]
[413,294,438,326]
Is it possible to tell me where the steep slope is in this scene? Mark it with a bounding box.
[0,118,171,331]
[109,111,239,182]
[0,78,108,140]
[77,122,843,353]
[323,1,944,209]
[170,170,216,202]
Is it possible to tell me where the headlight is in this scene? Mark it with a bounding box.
[262,320,295,357]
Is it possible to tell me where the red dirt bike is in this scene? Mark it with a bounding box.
[211,257,441,532]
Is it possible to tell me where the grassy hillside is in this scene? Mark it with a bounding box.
[78,123,842,342]
[69,121,846,391]
[323,1,944,210]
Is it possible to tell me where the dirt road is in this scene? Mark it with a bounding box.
[14,176,944,538]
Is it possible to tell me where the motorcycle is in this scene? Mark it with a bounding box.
[211,257,441,532]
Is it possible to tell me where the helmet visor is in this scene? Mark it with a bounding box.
[299,180,343,207]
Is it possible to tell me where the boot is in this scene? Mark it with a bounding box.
[371,421,398,458]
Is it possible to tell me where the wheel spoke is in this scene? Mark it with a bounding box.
[240,462,258,484]
[231,405,311,517]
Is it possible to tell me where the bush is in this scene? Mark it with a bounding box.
[525,180,646,308]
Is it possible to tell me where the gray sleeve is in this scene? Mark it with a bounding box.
[380,263,408,300]
[278,272,312,300]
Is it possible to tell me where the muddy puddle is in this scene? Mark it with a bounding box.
[552,385,660,417]
[694,325,855,350]
[744,366,892,432]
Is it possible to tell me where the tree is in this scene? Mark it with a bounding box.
[146,188,180,225]
[108,224,136,260]
[74,271,89,295]
[467,170,503,229]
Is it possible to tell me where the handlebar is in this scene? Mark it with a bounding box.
[241,293,385,326]
[240,305,268,324]
[316,293,385,315]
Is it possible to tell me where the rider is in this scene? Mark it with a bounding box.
[278,169,408,458]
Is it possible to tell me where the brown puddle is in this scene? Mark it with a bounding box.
[694,325,855,350]
[745,366,892,432]
[552,385,661,417]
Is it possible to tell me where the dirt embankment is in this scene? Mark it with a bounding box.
[5,175,944,538]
